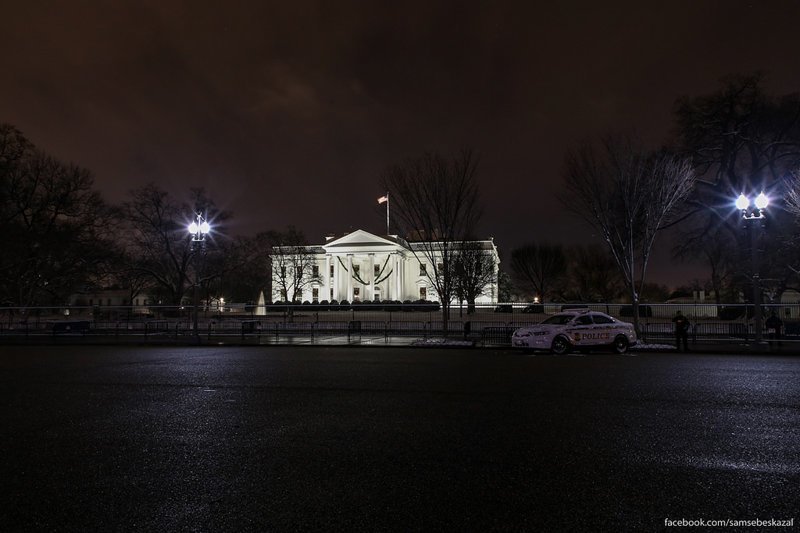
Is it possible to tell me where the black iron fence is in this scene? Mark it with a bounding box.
[0,303,798,347]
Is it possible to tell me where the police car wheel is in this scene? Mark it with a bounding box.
[551,336,571,355]
[613,335,629,354]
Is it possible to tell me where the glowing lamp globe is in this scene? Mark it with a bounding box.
[735,194,749,211]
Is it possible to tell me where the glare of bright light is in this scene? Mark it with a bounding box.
[754,192,769,210]
[188,215,211,236]
[735,193,750,211]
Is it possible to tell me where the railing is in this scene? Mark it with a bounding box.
[0,303,798,347]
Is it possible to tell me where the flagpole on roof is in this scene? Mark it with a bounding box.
[378,193,389,235]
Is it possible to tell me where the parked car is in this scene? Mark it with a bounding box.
[511,309,637,354]
[494,304,513,313]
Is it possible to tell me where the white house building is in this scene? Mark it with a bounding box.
[271,229,500,304]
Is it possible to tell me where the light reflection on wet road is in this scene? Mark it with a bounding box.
[1,346,798,531]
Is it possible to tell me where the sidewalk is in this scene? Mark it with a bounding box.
[2,331,798,354]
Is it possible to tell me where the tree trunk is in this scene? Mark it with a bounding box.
[630,287,641,339]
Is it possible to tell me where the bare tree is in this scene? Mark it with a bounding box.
[381,149,481,332]
[119,184,229,306]
[453,240,497,314]
[788,172,800,220]
[212,233,273,304]
[785,172,800,281]
[674,74,800,297]
[268,227,321,303]
[0,124,115,307]
[563,245,623,303]
[672,226,736,307]
[675,73,800,196]
[509,243,567,303]
[562,135,695,334]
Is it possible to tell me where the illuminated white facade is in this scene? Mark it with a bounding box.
[271,229,500,304]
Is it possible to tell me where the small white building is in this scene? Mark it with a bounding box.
[69,289,155,308]
[271,229,500,304]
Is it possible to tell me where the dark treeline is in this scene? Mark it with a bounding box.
[0,123,280,307]
[3,73,800,312]
[508,73,800,331]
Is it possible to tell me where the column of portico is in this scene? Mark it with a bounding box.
[324,256,331,301]
[369,253,375,302]
[347,254,354,302]
[332,255,339,301]
[395,254,402,301]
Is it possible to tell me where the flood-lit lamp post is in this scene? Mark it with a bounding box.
[188,215,211,242]
[736,192,768,347]
[187,213,211,336]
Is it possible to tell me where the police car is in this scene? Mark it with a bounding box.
[511,309,637,354]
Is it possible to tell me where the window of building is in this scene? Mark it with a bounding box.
[419,287,427,300]
[312,265,319,277]
[280,266,286,277]
[353,287,360,301]
[437,263,443,272]
[419,263,427,276]
[312,288,319,303]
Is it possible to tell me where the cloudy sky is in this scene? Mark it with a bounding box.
[3,0,800,286]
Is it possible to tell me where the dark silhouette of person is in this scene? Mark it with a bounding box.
[672,311,690,351]
[765,311,783,347]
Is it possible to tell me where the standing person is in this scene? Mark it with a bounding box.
[765,311,783,347]
[672,311,690,351]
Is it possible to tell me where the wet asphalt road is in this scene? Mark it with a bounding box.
[1,346,798,532]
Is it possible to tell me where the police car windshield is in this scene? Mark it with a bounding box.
[541,315,573,325]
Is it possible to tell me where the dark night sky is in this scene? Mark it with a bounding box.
[3,1,800,287]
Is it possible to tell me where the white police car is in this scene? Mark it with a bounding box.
[511,309,637,354]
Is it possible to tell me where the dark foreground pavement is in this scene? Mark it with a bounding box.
[1,346,798,531]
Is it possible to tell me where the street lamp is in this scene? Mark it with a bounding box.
[188,214,211,241]
[736,191,769,347]
[187,212,211,337]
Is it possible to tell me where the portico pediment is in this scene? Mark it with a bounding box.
[322,229,406,253]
